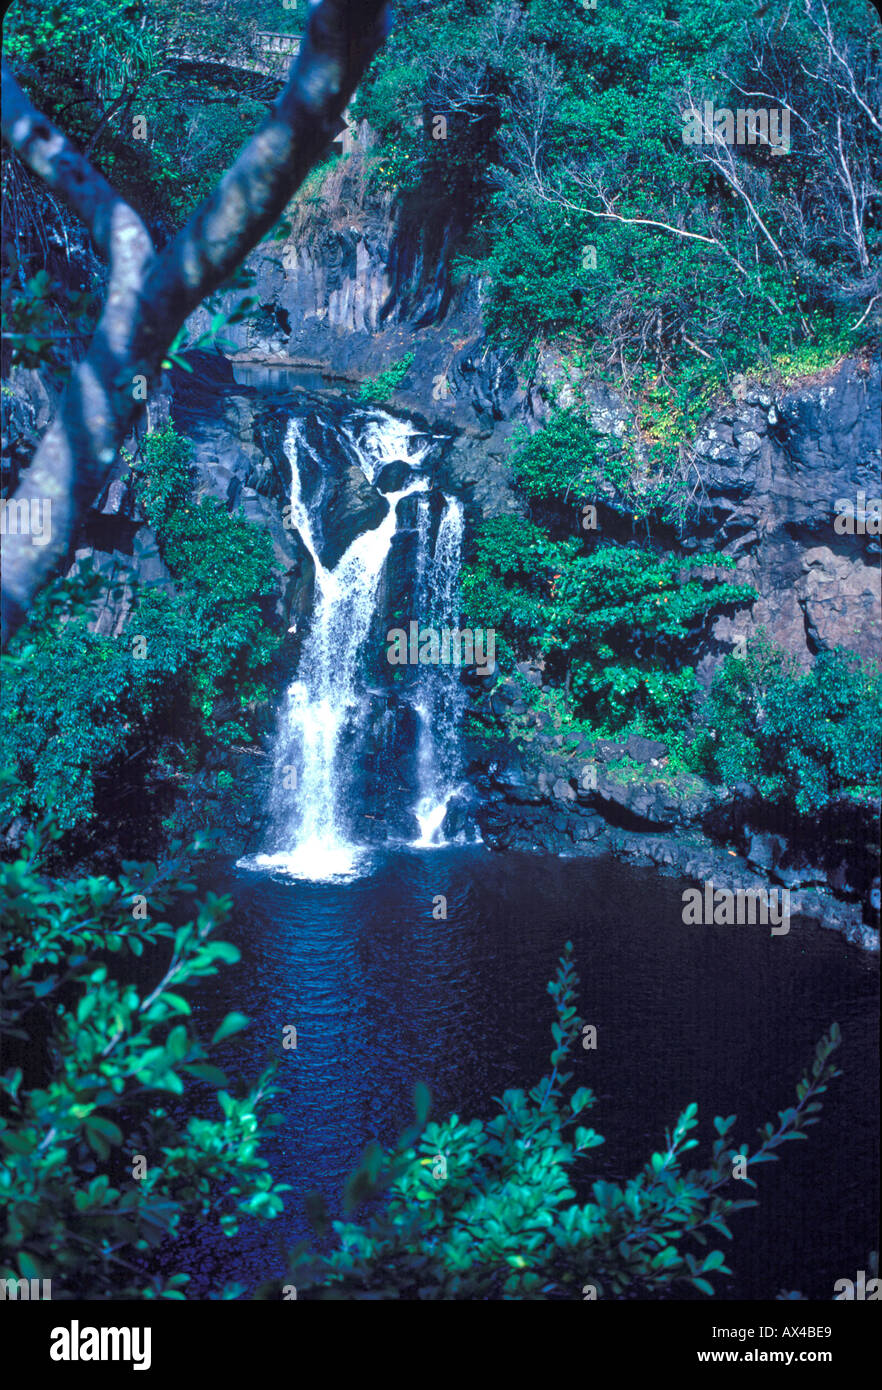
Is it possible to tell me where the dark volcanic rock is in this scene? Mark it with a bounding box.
[375,460,411,493]
[625,734,668,763]
[321,461,388,569]
[594,740,627,763]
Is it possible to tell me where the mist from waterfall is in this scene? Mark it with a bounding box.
[243,406,468,880]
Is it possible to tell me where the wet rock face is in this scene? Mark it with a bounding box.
[469,736,879,947]
[374,459,410,493]
[689,362,882,666]
[1,366,55,496]
[319,460,388,570]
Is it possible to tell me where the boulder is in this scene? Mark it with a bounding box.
[625,734,668,763]
[374,459,412,493]
[319,461,388,569]
[594,740,626,762]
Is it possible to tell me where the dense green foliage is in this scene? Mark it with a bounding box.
[697,632,882,813]
[357,351,416,403]
[463,510,881,805]
[357,0,880,402]
[133,424,281,730]
[1,575,177,834]
[0,424,281,836]
[2,0,296,224]
[287,944,841,1299]
[509,401,699,527]
[0,821,288,1298]
[463,515,755,736]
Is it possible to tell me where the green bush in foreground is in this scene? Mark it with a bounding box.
[288,945,841,1300]
[0,826,842,1301]
[0,822,288,1299]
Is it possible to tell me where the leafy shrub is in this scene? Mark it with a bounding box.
[511,407,613,503]
[0,822,289,1299]
[132,419,194,530]
[355,0,879,433]
[357,352,416,402]
[510,405,694,527]
[0,567,186,833]
[287,944,841,1300]
[133,424,282,730]
[0,425,281,837]
[462,517,755,735]
[695,632,882,812]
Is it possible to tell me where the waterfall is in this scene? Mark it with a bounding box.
[244,405,467,881]
[412,496,466,845]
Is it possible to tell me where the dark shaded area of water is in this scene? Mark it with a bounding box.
[174,848,878,1301]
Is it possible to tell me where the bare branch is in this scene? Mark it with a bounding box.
[849,294,881,333]
[1,0,390,648]
[802,0,882,135]
[2,62,156,643]
[1,61,153,268]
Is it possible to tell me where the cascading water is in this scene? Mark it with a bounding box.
[245,403,468,880]
[412,496,466,845]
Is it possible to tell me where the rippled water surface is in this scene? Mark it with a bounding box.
[175,848,878,1300]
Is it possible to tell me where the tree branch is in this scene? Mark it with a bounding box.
[1,0,390,648]
[1,62,156,644]
[1,61,153,266]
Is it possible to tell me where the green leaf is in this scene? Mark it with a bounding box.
[692,1277,716,1296]
[163,993,192,1016]
[183,1063,228,1086]
[18,1251,44,1279]
[85,1116,123,1145]
[212,1012,250,1045]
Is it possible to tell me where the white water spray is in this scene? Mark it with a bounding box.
[412,496,466,845]
[246,408,464,880]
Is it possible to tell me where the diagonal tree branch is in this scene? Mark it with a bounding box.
[1,0,390,648]
[1,67,154,266]
[1,63,156,644]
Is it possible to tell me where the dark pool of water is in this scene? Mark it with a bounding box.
[171,847,878,1300]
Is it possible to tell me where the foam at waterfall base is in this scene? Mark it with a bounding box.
[413,787,461,848]
[238,839,372,883]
